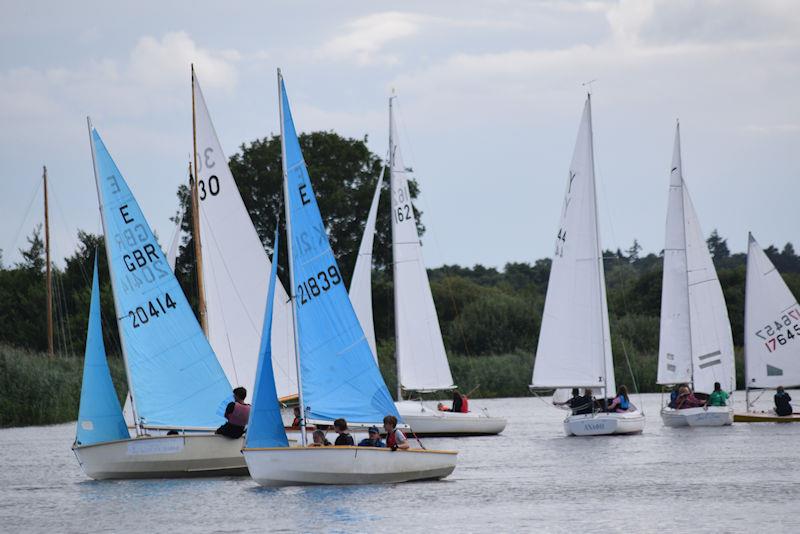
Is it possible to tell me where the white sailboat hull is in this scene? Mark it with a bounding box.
[661,406,733,427]
[72,434,248,480]
[564,409,645,436]
[243,446,457,487]
[395,400,506,436]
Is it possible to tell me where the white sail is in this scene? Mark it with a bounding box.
[657,125,693,385]
[531,96,615,395]
[390,101,454,392]
[193,72,298,398]
[745,233,800,388]
[350,167,385,361]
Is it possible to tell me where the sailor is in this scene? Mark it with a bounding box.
[310,429,331,446]
[706,382,729,406]
[383,415,409,451]
[775,386,793,416]
[451,391,469,413]
[333,418,355,446]
[608,385,631,412]
[555,388,594,415]
[291,406,302,427]
[675,385,704,409]
[215,387,250,439]
[358,426,386,447]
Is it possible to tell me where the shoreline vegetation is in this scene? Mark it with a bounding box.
[2,131,798,428]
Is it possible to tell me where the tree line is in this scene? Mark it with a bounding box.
[1,131,798,397]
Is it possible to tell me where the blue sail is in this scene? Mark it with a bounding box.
[76,254,130,445]
[280,74,400,424]
[246,227,290,448]
[91,127,232,429]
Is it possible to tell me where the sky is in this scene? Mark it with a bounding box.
[1,0,798,269]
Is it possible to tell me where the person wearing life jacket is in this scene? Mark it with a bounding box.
[775,386,793,416]
[291,406,302,428]
[383,415,409,451]
[608,385,631,413]
[451,391,469,413]
[215,387,250,439]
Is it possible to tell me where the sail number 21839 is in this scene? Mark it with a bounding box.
[297,265,342,305]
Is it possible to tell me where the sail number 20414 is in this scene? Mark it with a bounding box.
[127,293,178,328]
[297,266,342,305]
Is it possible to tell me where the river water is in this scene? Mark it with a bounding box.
[1,393,797,533]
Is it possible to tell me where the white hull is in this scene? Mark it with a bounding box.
[73,434,248,480]
[395,400,506,436]
[564,409,645,436]
[661,406,733,427]
[243,446,457,487]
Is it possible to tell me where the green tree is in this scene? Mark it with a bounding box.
[707,229,730,262]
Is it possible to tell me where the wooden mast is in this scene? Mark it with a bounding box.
[191,64,208,334]
[43,165,54,357]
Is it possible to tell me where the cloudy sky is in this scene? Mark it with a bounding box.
[1,0,798,269]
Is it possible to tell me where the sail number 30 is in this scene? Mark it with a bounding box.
[297,266,342,305]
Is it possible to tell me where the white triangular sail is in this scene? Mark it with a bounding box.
[390,100,454,392]
[531,96,615,396]
[745,234,800,388]
[657,125,693,385]
[349,167,385,362]
[193,71,298,398]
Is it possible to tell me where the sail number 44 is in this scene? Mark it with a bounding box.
[757,308,800,352]
[297,266,342,305]
[127,293,178,328]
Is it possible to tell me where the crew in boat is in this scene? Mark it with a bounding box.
[608,385,631,412]
[358,426,386,447]
[333,418,355,445]
[451,391,469,413]
[555,388,594,415]
[310,429,331,446]
[383,415,410,451]
[675,385,704,409]
[437,402,451,412]
[706,382,729,406]
[215,387,250,438]
[775,386,793,416]
[291,406,302,427]
[668,384,682,408]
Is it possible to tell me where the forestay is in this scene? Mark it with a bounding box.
[246,227,290,448]
[90,127,232,429]
[76,255,129,446]
[531,96,615,395]
[193,72,298,399]
[279,74,399,424]
[349,166,385,362]
[390,104,455,392]
[745,233,800,388]
[657,125,693,385]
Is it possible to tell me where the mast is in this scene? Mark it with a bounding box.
[675,121,695,390]
[43,166,54,357]
[388,93,403,401]
[191,64,208,335]
[586,94,609,402]
[744,231,752,412]
[86,117,141,435]
[278,69,307,446]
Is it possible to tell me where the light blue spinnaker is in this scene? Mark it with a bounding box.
[76,254,129,445]
[279,74,400,424]
[90,127,232,429]
[246,226,290,448]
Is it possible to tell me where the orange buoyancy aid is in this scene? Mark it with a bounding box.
[227,402,251,426]
[459,395,469,413]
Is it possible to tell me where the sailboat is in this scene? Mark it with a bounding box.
[242,71,457,486]
[530,95,645,437]
[657,123,735,427]
[72,122,248,479]
[349,95,506,436]
[734,233,800,422]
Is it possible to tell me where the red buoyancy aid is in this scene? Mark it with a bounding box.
[386,428,405,448]
[459,395,469,413]
[227,402,251,426]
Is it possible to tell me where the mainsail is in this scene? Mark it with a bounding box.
[745,233,800,388]
[193,71,298,398]
[76,255,129,445]
[531,96,616,395]
[279,72,399,423]
[389,99,455,393]
[657,123,735,394]
[90,125,232,429]
[349,167,385,362]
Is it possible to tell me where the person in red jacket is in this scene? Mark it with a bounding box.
[215,387,250,438]
[451,391,470,413]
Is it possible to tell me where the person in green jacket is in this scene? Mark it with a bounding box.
[707,382,729,406]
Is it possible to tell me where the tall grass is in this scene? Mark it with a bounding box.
[0,344,126,428]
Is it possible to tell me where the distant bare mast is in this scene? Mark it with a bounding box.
[43,165,54,357]
[190,64,208,335]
